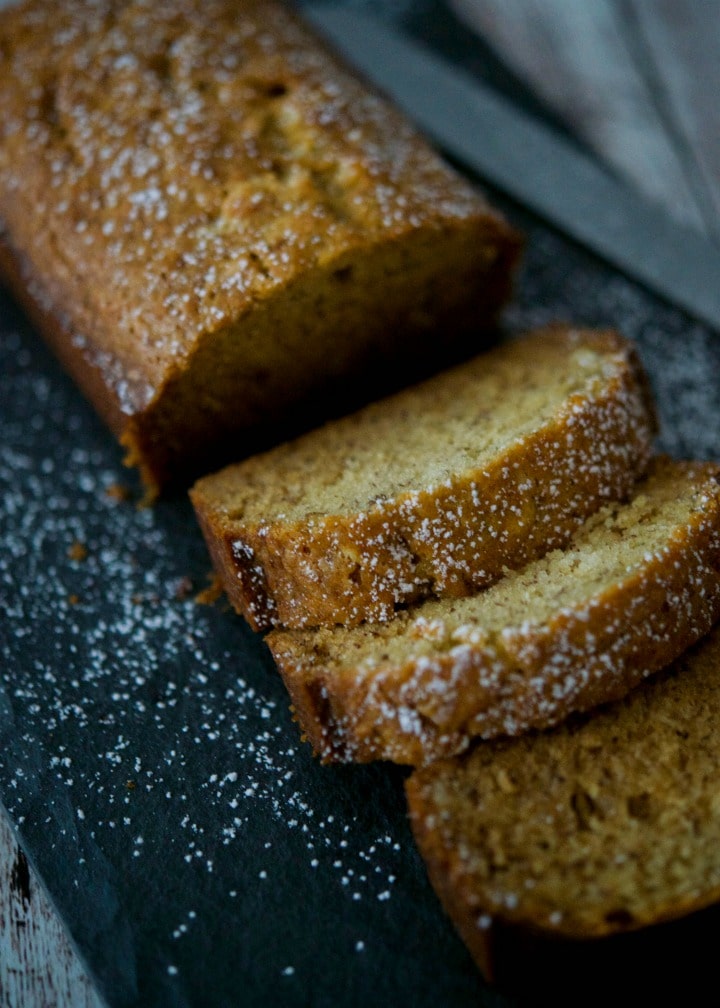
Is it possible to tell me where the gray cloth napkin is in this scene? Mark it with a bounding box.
[449,0,720,244]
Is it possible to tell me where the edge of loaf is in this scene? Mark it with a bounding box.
[0,0,521,494]
[191,325,657,631]
[404,623,720,997]
[268,458,720,765]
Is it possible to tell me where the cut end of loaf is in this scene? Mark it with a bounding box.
[122,216,520,490]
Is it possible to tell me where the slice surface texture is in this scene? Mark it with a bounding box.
[405,623,720,982]
[192,325,656,630]
[269,458,720,764]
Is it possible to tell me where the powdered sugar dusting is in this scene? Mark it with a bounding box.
[0,321,420,1002]
[0,0,487,416]
[271,459,720,765]
[200,326,656,631]
[1,17,720,999]
[407,624,720,951]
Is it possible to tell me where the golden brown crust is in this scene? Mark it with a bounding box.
[403,781,500,980]
[269,460,720,765]
[405,623,720,988]
[0,235,128,436]
[191,326,657,631]
[0,0,520,491]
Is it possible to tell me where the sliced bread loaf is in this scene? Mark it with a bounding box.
[268,458,720,765]
[405,622,720,991]
[191,325,655,631]
[0,0,521,494]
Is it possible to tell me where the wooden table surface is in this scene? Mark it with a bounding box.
[1,0,717,1004]
[0,802,104,1008]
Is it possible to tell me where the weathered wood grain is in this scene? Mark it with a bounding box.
[0,803,105,1008]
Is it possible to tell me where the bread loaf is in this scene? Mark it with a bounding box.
[405,622,720,993]
[0,0,520,494]
[268,458,720,765]
[191,325,656,630]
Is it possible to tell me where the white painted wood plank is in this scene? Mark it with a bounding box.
[0,803,106,1008]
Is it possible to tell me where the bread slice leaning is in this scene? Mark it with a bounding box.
[268,458,720,765]
[405,622,720,992]
[191,325,656,631]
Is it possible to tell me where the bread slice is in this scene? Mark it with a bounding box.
[268,458,720,765]
[0,0,520,495]
[405,622,720,992]
[191,325,656,631]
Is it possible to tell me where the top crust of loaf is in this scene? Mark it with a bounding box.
[405,623,720,982]
[0,0,490,402]
[191,325,656,630]
[0,0,519,490]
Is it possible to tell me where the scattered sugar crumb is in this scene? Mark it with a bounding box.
[67,541,88,562]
